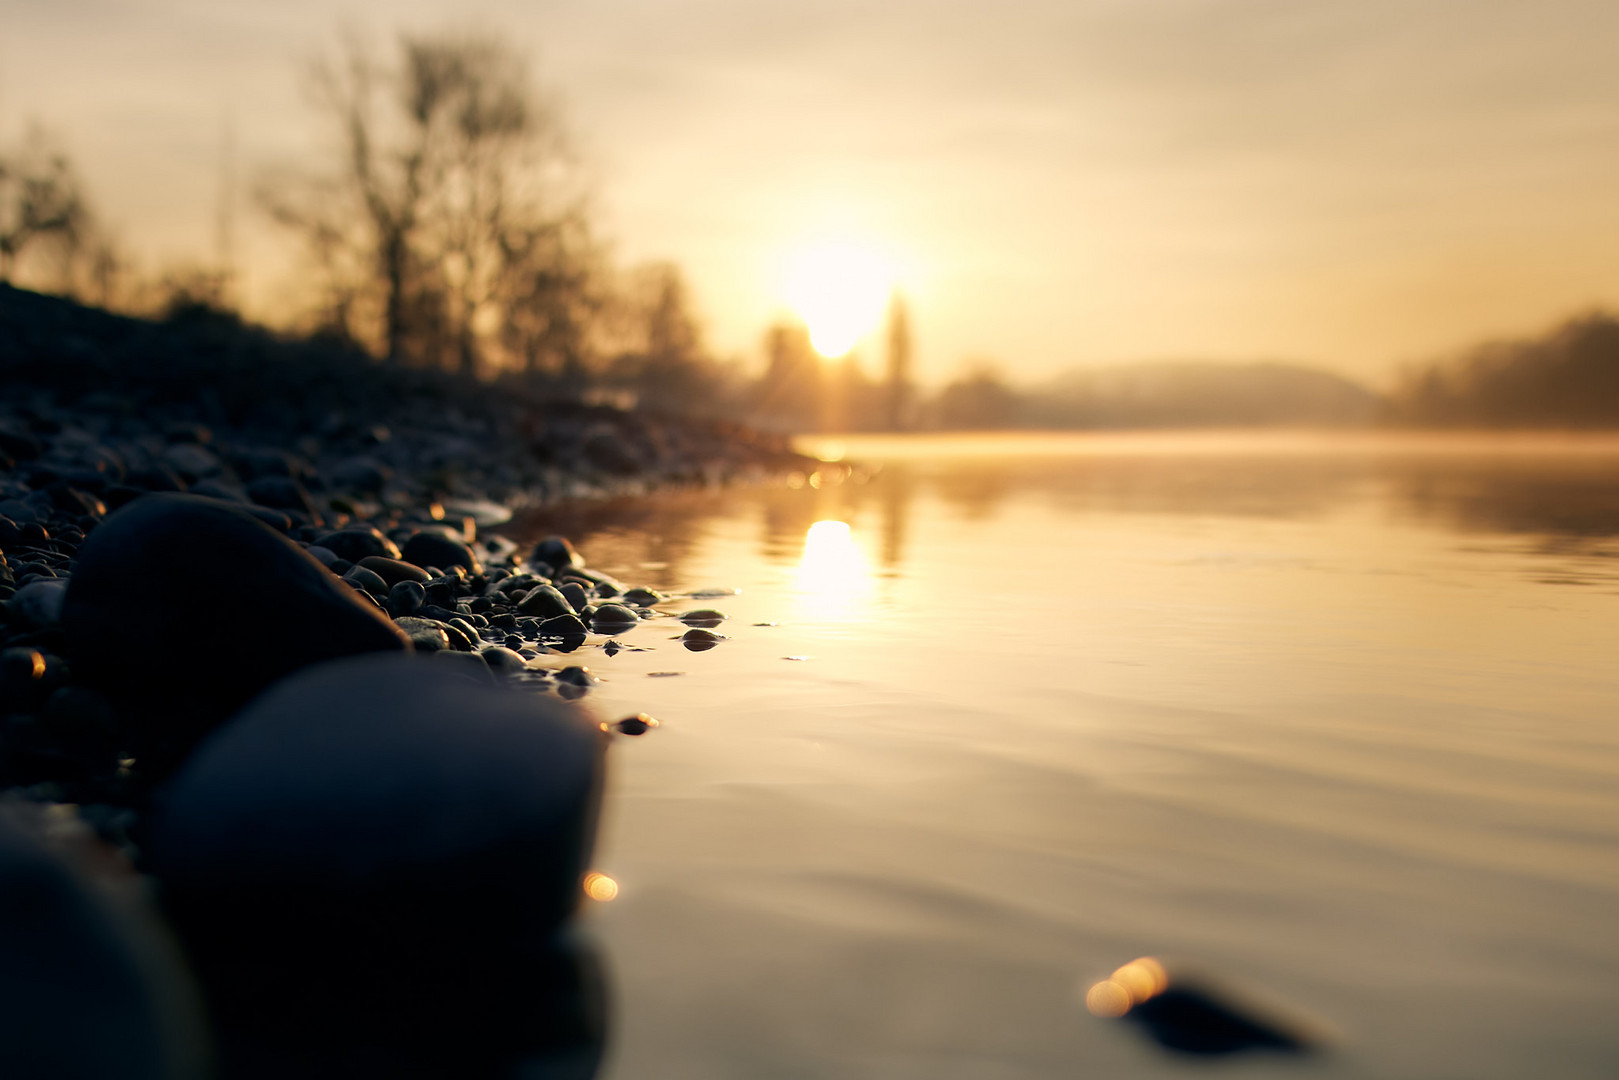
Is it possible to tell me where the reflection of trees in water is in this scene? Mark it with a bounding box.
[510,446,1619,591]
[1384,457,1619,539]
[929,455,1370,521]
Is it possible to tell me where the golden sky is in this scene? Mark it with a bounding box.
[5,0,1619,386]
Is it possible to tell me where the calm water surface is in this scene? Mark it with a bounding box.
[514,432,1619,1080]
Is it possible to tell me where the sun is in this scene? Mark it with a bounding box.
[785,242,895,358]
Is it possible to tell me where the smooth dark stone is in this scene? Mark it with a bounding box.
[424,579,458,608]
[537,614,588,650]
[61,495,408,761]
[503,634,526,651]
[680,627,724,652]
[613,713,658,736]
[315,526,402,564]
[679,608,729,628]
[621,587,663,606]
[402,531,482,576]
[430,618,475,652]
[0,813,204,1080]
[529,536,582,571]
[558,581,589,612]
[150,654,607,1071]
[418,603,465,625]
[357,556,432,587]
[342,565,389,600]
[388,579,426,617]
[9,580,67,628]
[393,616,450,652]
[591,603,639,635]
[449,617,484,647]
[516,584,575,619]
[480,645,526,673]
[554,665,598,687]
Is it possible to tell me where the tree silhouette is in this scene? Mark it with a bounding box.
[0,126,90,284]
[263,31,596,376]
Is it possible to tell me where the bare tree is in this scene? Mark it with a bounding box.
[0,126,90,285]
[262,30,597,374]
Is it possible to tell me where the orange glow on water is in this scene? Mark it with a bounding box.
[1086,957,1170,1017]
[582,872,619,902]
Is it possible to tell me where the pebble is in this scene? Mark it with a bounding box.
[478,645,527,674]
[530,536,582,571]
[401,530,482,576]
[621,587,663,606]
[537,614,588,651]
[680,627,726,652]
[515,584,575,619]
[316,526,401,563]
[554,665,599,687]
[342,565,389,600]
[559,581,590,612]
[355,556,432,586]
[9,579,67,628]
[393,616,450,652]
[679,608,728,628]
[388,579,426,617]
[613,713,659,736]
[591,603,640,635]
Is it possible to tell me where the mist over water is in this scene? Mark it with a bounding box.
[506,432,1619,1078]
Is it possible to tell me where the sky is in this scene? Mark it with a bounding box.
[5,0,1619,387]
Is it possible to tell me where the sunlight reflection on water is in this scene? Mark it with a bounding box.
[794,520,874,623]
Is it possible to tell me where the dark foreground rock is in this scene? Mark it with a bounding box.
[153,655,607,1078]
[63,495,408,772]
[0,808,207,1080]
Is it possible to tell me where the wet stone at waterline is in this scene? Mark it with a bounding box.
[680,627,727,652]
[591,603,640,636]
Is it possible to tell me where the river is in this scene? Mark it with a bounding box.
[510,431,1619,1079]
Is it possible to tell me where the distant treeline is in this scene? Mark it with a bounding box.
[1381,312,1619,429]
[6,28,1619,433]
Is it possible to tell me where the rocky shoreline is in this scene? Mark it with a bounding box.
[0,284,798,1078]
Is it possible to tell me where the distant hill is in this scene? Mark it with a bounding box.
[1385,312,1619,428]
[1024,361,1378,429]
